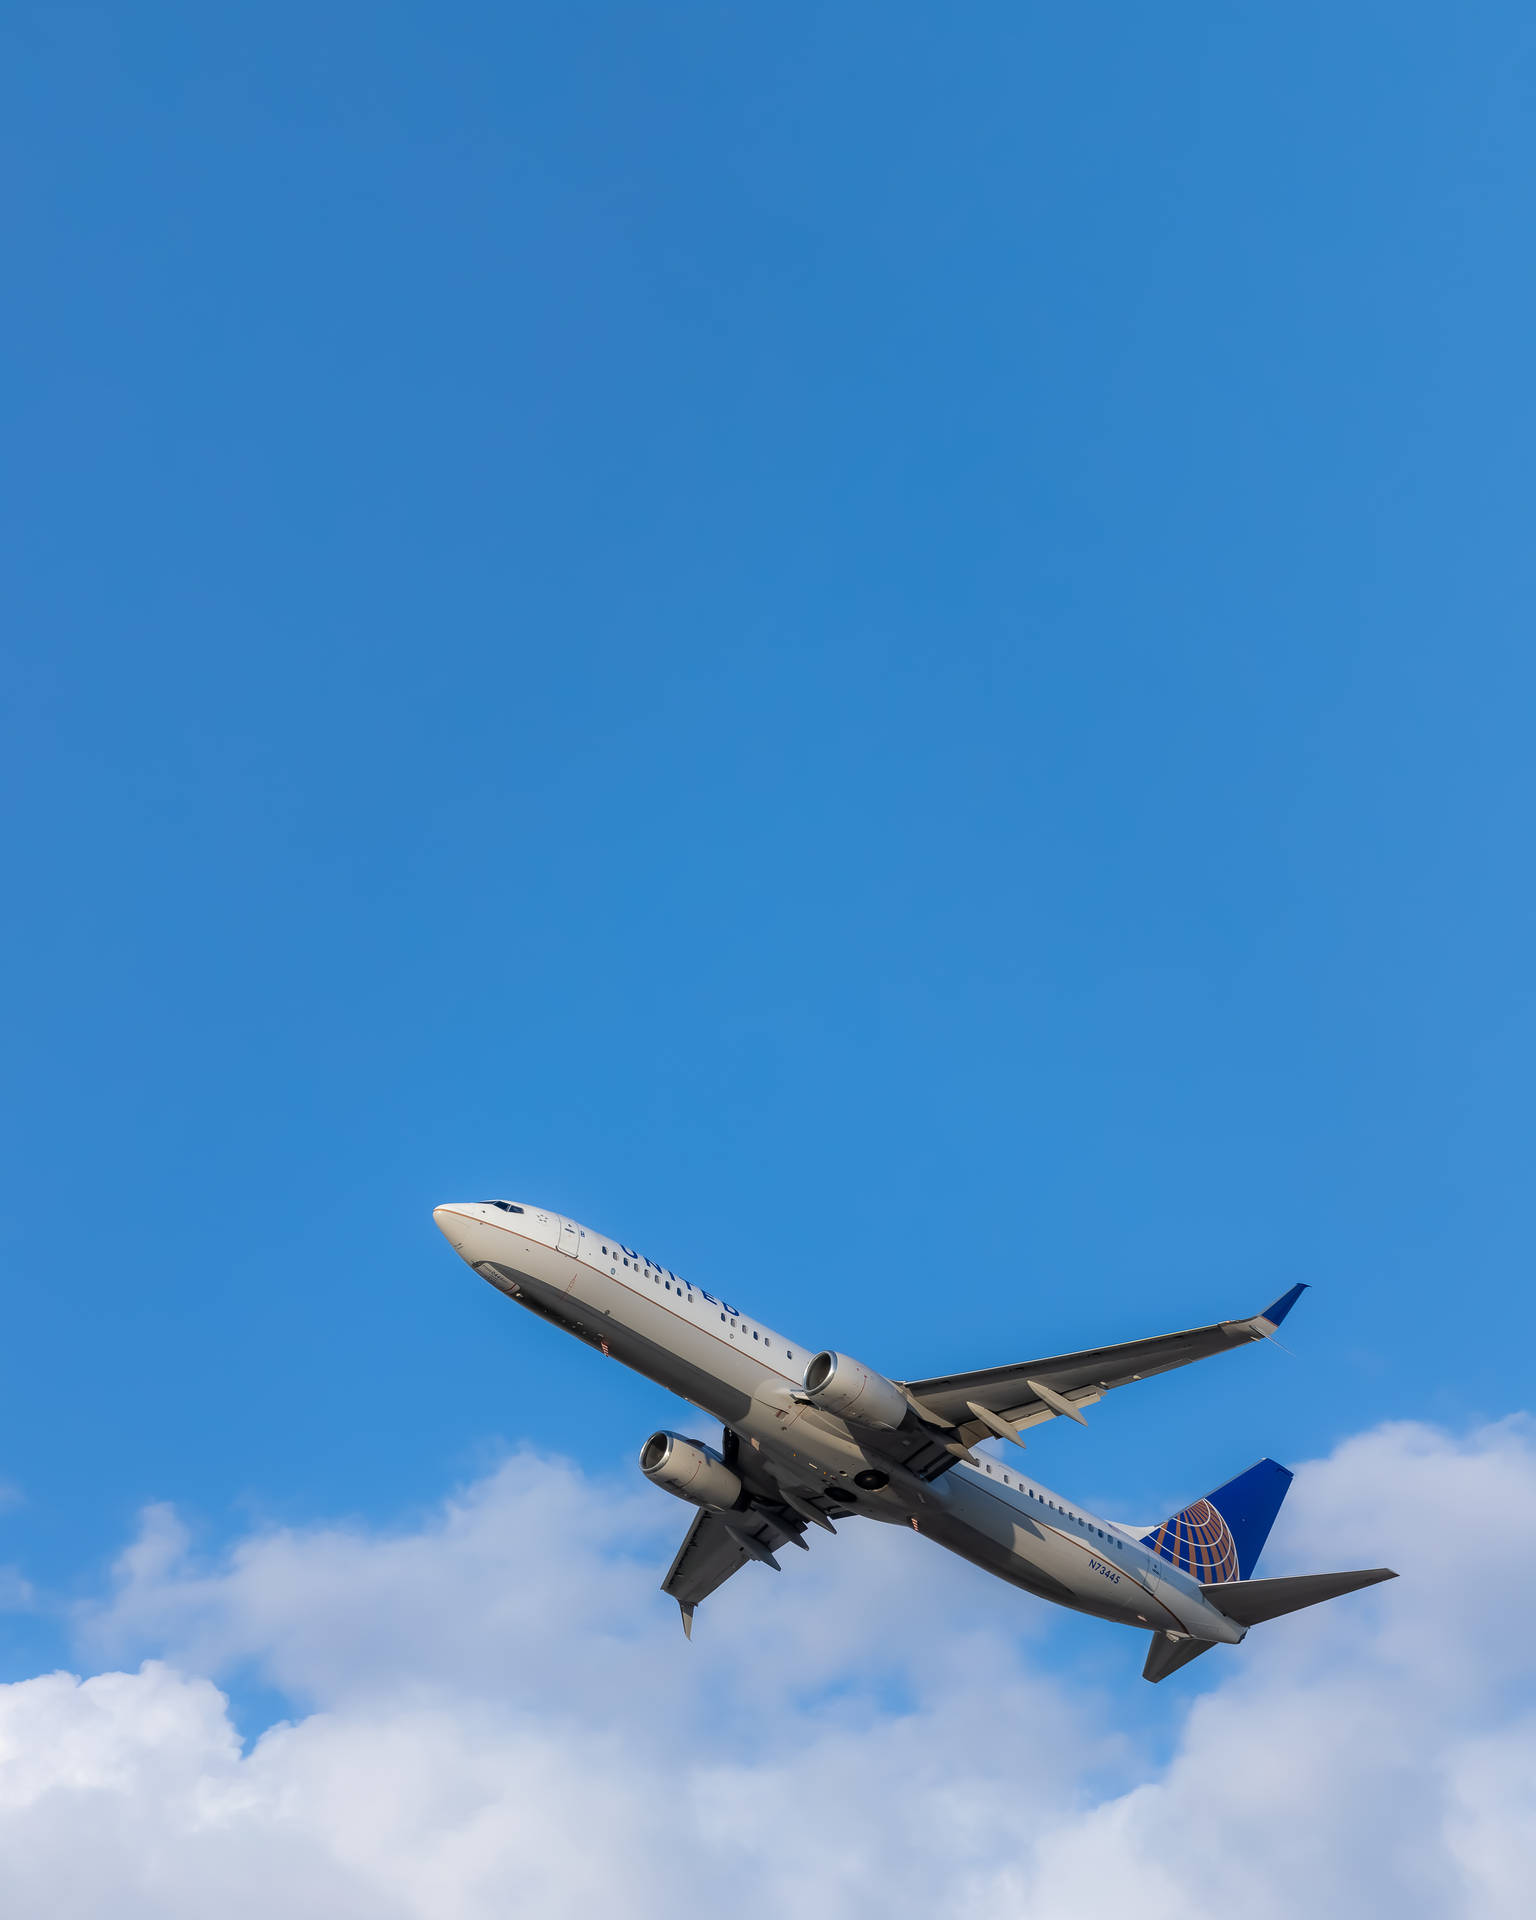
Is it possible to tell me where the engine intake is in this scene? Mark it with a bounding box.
[639,1432,743,1510]
[801,1351,910,1431]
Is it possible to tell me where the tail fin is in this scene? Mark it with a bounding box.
[1141,1457,1293,1584]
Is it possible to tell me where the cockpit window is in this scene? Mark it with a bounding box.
[489,1201,524,1214]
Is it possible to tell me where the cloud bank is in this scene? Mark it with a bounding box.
[2,1419,1533,1919]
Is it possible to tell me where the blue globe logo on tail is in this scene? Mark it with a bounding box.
[1140,1458,1295,1584]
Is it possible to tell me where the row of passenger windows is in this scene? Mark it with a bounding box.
[597,1243,793,1361]
[979,1463,1118,1545]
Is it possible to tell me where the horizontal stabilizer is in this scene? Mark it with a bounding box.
[1143,1631,1217,1684]
[1202,1567,1397,1627]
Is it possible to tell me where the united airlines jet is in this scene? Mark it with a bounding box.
[434,1200,1395,1682]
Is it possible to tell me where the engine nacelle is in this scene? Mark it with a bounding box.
[801,1351,911,1431]
[639,1431,742,1510]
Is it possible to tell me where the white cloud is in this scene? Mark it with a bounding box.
[0,1419,1532,1918]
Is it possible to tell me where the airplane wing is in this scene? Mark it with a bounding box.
[661,1505,807,1636]
[658,1431,820,1636]
[901,1283,1307,1459]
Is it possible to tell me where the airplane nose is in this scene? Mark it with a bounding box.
[433,1204,468,1247]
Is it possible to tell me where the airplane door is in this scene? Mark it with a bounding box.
[557,1217,583,1272]
[1143,1554,1190,1631]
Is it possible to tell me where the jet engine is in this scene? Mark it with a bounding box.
[801,1351,911,1430]
[639,1431,742,1510]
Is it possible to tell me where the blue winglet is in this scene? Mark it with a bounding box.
[1258,1282,1307,1327]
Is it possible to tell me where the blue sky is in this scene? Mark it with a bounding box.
[3,0,1535,1716]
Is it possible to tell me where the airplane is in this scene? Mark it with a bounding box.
[433,1199,1396,1682]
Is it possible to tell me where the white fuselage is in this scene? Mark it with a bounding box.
[433,1201,1245,1645]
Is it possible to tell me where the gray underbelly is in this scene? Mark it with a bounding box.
[479,1261,753,1424]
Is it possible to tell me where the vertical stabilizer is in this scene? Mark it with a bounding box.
[1141,1457,1293,1583]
